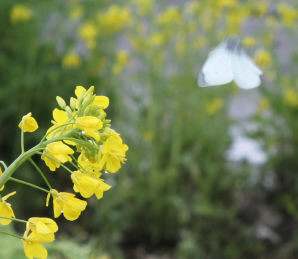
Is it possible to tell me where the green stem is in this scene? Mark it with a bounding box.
[29,158,52,189]
[44,136,96,150]
[0,231,23,240]
[0,216,27,224]
[69,155,79,170]
[0,144,43,188]
[9,177,49,193]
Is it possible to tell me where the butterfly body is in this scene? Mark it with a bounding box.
[198,36,262,89]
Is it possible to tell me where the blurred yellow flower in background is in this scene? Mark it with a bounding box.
[148,33,165,47]
[69,6,83,20]
[79,21,97,49]
[255,50,272,67]
[97,5,132,35]
[62,53,81,68]
[133,0,153,15]
[278,3,298,27]
[206,98,224,115]
[10,4,32,24]
[258,98,270,112]
[157,6,181,26]
[112,50,130,75]
[242,37,256,48]
[284,88,298,108]
[218,0,237,9]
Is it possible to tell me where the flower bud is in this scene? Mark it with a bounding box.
[65,106,73,117]
[70,97,77,110]
[56,96,66,109]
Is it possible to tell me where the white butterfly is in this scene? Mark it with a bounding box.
[198,36,263,89]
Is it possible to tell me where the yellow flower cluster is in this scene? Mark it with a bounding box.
[0,85,128,259]
[41,86,128,220]
[10,4,32,24]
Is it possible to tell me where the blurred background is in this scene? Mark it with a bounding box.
[0,0,297,258]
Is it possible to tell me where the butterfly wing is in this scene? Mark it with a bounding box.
[232,47,263,89]
[198,40,234,87]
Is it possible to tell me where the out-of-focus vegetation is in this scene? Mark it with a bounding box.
[0,0,297,258]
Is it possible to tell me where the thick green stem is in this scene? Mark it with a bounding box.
[0,144,43,188]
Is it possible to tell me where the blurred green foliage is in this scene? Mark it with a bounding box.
[0,0,297,258]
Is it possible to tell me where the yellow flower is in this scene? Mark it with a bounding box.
[0,191,16,225]
[41,141,74,171]
[26,217,58,236]
[71,171,111,199]
[22,236,48,259]
[206,98,223,115]
[284,88,298,108]
[242,37,256,48]
[75,85,87,98]
[78,152,102,174]
[254,50,272,67]
[75,116,103,141]
[0,167,4,191]
[18,112,38,132]
[10,4,32,24]
[99,135,128,173]
[22,231,55,259]
[62,53,81,68]
[46,189,87,221]
[93,96,109,109]
[46,109,71,140]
